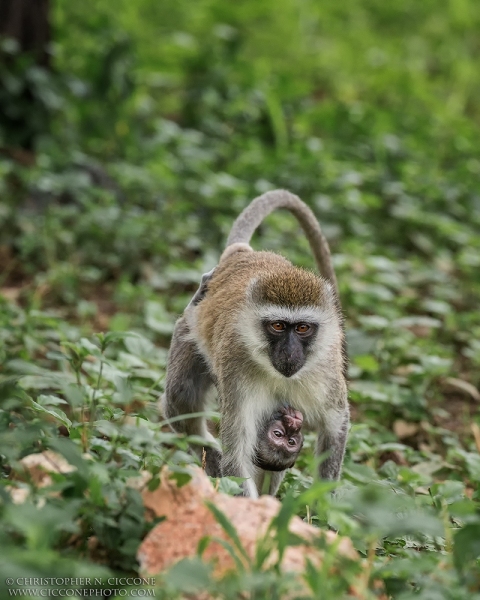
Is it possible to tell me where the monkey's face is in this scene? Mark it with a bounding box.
[262,320,318,377]
[254,406,304,471]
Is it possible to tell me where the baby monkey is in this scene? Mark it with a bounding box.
[254,405,304,472]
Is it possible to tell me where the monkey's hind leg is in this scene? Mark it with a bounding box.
[316,409,350,481]
[163,316,222,477]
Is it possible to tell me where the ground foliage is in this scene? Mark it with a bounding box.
[1,0,480,598]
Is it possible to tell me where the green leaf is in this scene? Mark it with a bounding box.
[453,523,480,572]
[36,394,68,407]
[214,476,244,496]
[354,354,380,373]
[197,535,211,557]
[48,438,88,476]
[30,399,72,429]
[165,558,212,593]
[168,470,192,488]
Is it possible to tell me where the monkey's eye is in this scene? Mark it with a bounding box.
[273,430,283,438]
[295,323,310,334]
[271,322,286,332]
[288,438,296,446]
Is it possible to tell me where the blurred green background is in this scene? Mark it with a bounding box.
[1,1,480,597]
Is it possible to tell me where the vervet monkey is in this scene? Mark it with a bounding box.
[254,404,304,472]
[253,405,304,495]
[163,189,349,497]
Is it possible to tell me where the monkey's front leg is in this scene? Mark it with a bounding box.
[219,386,262,497]
[316,408,350,481]
[221,438,259,498]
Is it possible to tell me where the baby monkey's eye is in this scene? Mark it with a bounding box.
[273,430,283,437]
[295,323,310,334]
[288,438,296,446]
[271,322,286,332]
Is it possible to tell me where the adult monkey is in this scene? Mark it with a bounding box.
[163,189,349,497]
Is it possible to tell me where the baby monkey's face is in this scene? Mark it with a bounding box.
[253,405,304,472]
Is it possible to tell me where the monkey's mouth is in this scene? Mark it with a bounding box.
[272,361,303,378]
[252,438,303,471]
[252,451,298,472]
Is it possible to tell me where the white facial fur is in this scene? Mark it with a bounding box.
[255,304,322,323]
[238,298,341,377]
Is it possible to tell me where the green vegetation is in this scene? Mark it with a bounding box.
[1,0,480,597]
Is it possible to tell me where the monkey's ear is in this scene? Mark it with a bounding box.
[187,267,216,308]
[220,243,252,262]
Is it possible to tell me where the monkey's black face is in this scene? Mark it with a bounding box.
[262,320,318,377]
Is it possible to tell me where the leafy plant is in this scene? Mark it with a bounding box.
[1,0,480,597]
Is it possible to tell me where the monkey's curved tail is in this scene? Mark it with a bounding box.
[226,189,338,295]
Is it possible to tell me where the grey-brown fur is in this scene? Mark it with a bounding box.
[162,316,222,476]
[196,251,332,357]
[164,189,349,497]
